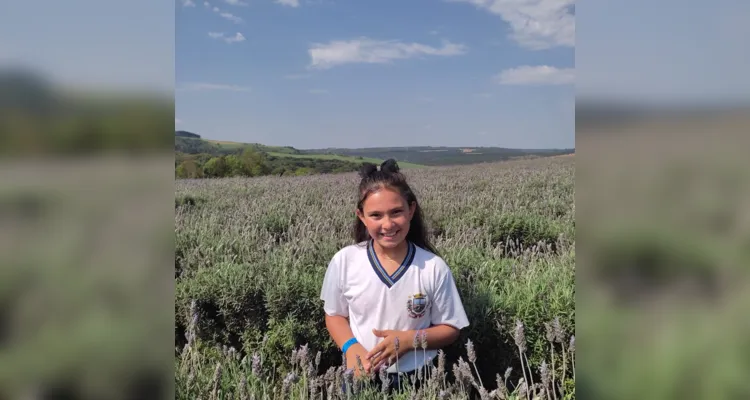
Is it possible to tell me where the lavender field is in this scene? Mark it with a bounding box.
[175,156,575,399]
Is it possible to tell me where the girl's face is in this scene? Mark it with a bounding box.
[357,187,416,250]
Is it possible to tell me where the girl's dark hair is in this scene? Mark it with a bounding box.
[352,158,439,255]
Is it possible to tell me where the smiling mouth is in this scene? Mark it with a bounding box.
[381,230,399,238]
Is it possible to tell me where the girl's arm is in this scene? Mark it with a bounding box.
[325,314,372,374]
[413,323,461,349]
[324,313,356,348]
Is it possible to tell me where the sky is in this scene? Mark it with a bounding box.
[576,0,750,105]
[0,0,174,93]
[1,0,748,148]
[175,0,576,149]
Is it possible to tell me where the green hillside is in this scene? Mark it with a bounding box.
[175,132,398,179]
[204,139,300,155]
[266,151,424,169]
[175,136,301,156]
[301,146,575,166]
[174,132,429,179]
[174,130,574,179]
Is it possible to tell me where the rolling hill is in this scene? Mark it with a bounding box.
[301,146,574,166]
[175,131,573,167]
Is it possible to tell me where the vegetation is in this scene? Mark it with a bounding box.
[0,68,173,155]
[176,130,202,139]
[301,147,575,166]
[175,156,575,399]
[175,133,382,178]
[265,152,424,169]
[174,131,574,179]
[175,148,366,178]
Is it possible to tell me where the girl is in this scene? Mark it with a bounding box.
[320,159,470,390]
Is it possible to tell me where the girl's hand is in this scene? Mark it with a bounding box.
[365,328,410,370]
[345,343,372,377]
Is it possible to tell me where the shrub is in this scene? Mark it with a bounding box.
[175,156,575,399]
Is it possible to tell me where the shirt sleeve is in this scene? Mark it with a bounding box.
[320,252,349,317]
[430,259,470,330]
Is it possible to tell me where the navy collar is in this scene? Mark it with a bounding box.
[367,239,416,288]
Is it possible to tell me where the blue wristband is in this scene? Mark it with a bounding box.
[342,337,358,354]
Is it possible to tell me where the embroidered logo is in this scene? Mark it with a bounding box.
[406,293,429,318]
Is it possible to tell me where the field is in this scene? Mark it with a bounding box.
[175,156,575,399]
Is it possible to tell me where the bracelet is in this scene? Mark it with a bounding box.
[342,337,358,355]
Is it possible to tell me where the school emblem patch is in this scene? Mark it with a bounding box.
[406,293,429,318]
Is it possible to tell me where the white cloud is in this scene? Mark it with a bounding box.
[182,0,196,7]
[276,0,300,7]
[447,0,574,50]
[178,82,252,91]
[208,32,246,43]
[208,4,243,23]
[493,65,574,85]
[204,1,211,7]
[225,0,249,5]
[219,12,243,23]
[308,37,467,69]
[176,118,183,124]
[225,32,246,43]
[309,89,329,94]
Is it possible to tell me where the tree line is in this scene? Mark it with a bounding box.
[175,148,363,179]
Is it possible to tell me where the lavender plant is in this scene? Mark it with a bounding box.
[175,156,575,399]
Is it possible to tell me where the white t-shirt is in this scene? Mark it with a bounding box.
[320,239,470,373]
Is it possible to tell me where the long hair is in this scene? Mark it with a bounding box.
[352,158,439,256]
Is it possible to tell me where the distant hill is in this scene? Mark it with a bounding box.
[175,131,574,166]
[175,132,425,168]
[174,131,575,179]
[300,146,574,166]
[175,136,223,155]
[263,151,424,169]
[175,132,383,178]
[176,130,201,139]
[203,139,301,155]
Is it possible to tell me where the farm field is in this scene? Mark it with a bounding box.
[175,155,575,399]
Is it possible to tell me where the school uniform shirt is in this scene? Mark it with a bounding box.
[320,239,470,374]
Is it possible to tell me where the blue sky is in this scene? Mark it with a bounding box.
[577,0,750,105]
[3,0,747,149]
[1,0,174,93]
[175,0,575,149]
